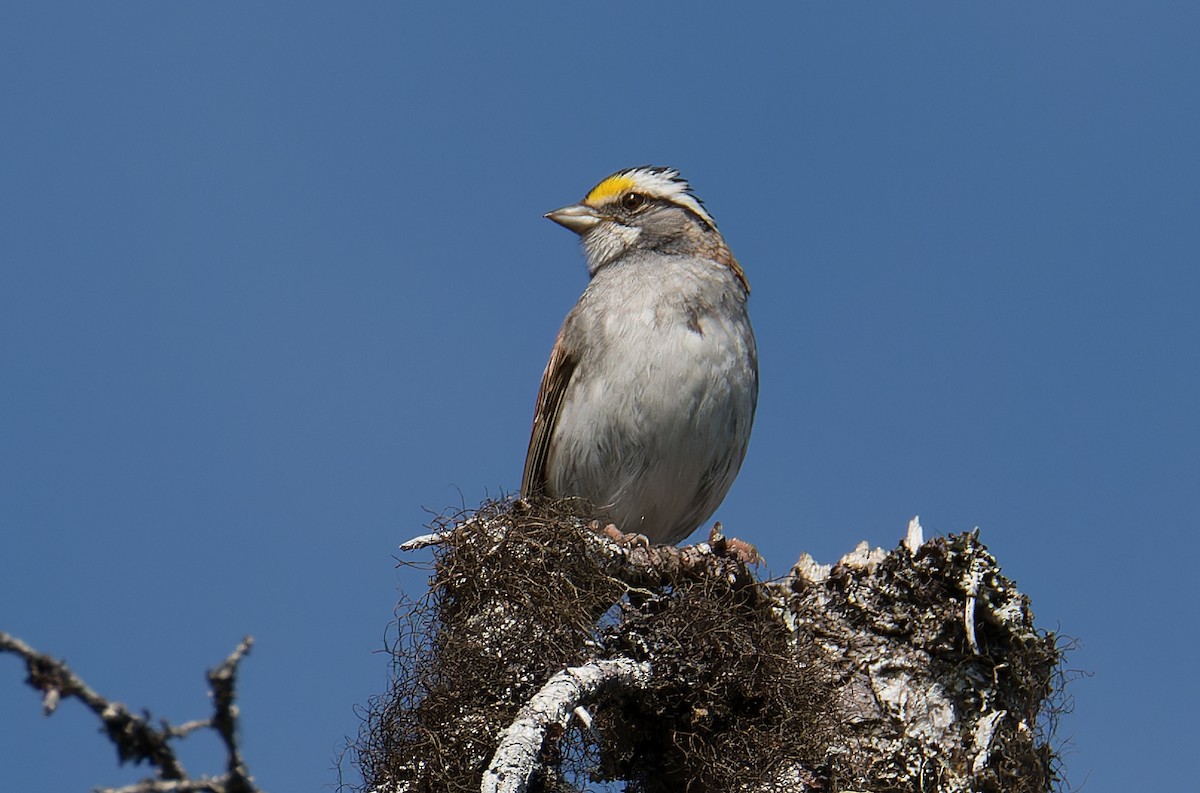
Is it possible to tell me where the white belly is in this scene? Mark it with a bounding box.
[545,259,756,544]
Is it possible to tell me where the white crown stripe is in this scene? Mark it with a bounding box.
[585,166,718,230]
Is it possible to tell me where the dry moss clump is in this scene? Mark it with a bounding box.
[588,574,835,792]
[355,500,625,791]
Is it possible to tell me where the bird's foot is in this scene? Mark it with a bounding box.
[590,520,651,549]
[708,522,762,566]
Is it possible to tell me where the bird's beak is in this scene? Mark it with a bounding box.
[545,203,602,235]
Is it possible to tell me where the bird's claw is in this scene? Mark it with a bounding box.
[590,521,651,549]
[709,522,762,565]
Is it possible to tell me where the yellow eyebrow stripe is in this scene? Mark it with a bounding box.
[584,174,638,206]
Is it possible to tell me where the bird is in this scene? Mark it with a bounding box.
[521,166,758,546]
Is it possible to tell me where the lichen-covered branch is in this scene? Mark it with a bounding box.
[483,658,652,793]
[355,500,1065,793]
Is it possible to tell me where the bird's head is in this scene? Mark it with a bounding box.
[545,166,742,288]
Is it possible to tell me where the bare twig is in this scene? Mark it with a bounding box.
[398,532,450,551]
[0,631,187,778]
[166,720,213,739]
[206,637,256,793]
[0,632,262,793]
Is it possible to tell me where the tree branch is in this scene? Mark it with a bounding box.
[0,632,262,793]
[0,631,188,778]
[482,658,652,793]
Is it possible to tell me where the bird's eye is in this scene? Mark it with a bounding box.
[620,192,646,211]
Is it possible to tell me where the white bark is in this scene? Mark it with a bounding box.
[482,658,652,793]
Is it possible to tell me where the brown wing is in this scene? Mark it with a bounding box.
[520,330,579,499]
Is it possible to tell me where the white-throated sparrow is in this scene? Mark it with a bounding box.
[522,166,758,546]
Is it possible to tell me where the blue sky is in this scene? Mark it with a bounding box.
[2,3,1196,790]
